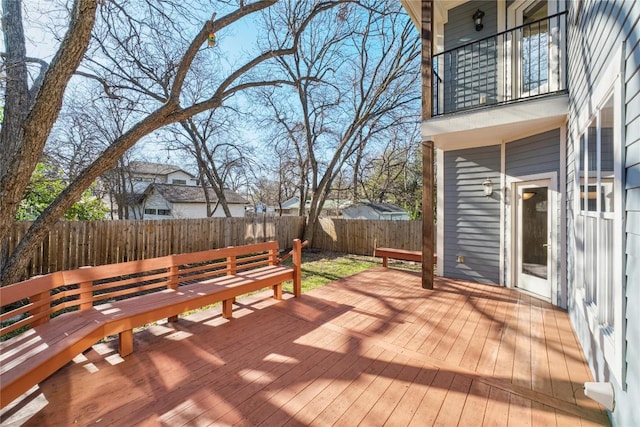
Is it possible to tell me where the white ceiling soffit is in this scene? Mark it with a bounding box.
[400,0,468,29]
[400,0,421,28]
[423,94,568,150]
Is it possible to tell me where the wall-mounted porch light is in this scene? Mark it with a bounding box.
[473,9,485,32]
[482,178,493,197]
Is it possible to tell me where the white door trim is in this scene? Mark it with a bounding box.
[515,180,552,298]
[506,172,558,302]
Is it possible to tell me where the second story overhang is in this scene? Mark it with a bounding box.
[423,91,567,150]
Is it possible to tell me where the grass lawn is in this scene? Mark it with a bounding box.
[298,251,379,293]
[295,250,421,293]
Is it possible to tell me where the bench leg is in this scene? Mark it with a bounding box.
[222,299,233,319]
[119,330,133,357]
[168,315,179,322]
[273,283,282,300]
[382,256,388,268]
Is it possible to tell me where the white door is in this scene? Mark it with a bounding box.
[515,180,552,299]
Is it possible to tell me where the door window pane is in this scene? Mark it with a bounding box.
[522,187,548,279]
[579,133,586,211]
[587,116,598,211]
[600,95,614,212]
[522,1,548,93]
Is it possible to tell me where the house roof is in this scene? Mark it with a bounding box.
[346,202,407,214]
[128,161,195,178]
[280,197,352,210]
[146,183,248,204]
[280,197,301,209]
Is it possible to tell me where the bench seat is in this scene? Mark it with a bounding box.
[0,240,304,410]
[1,311,105,407]
[374,247,437,267]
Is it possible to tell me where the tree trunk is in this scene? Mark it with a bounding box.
[0,0,97,281]
[0,0,30,180]
[352,142,365,202]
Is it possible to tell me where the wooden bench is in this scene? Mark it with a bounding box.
[374,247,436,267]
[0,239,304,409]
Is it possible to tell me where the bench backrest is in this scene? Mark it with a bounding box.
[0,241,281,339]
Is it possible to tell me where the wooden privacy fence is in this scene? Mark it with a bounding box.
[311,218,422,256]
[7,216,306,280]
[6,216,423,280]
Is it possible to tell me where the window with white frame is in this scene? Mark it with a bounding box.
[574,62,626,384]
[578,93,615,328]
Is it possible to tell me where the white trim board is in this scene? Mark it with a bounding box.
[436,148,445,277]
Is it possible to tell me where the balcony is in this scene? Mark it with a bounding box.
[432,11,567,117]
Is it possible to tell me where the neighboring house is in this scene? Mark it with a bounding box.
[141,183,248,219]
[127,161,199,190]
[106,161,200,219]
[402,0,638,424]
[277,196,351,217]
[250,202,276,215]
[277,197,302,215]
[342,202,409,220]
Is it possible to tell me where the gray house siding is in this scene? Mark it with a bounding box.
[443,1,498,113]
[443,145,501,284]
[567,2,640,425]
[444,1,497,50]
[624,12,640,427]
[505,129,560,177]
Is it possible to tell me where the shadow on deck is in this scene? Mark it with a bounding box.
[1,267,609,426]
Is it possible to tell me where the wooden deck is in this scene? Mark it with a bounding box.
[1,267,609,426]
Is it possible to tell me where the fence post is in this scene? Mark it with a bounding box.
[292,239,302,297]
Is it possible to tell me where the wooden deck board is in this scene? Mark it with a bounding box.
[459,296,498,372]
[434,373,473,425]
[458,380,491,427]
[309,348,394,426]
[384,361,437,426]
[1,267,609,426]
[407,369,455,426]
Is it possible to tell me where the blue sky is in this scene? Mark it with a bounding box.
[1,1,265,168]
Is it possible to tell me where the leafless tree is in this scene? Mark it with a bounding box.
[164,62,254,218]
[250,130,300,214]
[258,0,420,244]
[44,86,147,219]
[0,0,342,286]
[355,124,422,213]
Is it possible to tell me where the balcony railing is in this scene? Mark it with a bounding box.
[432,11,567,116]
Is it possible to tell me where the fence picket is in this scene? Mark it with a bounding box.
[5,216,422,281]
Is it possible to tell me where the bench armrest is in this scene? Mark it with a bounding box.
[276,240,308,265]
